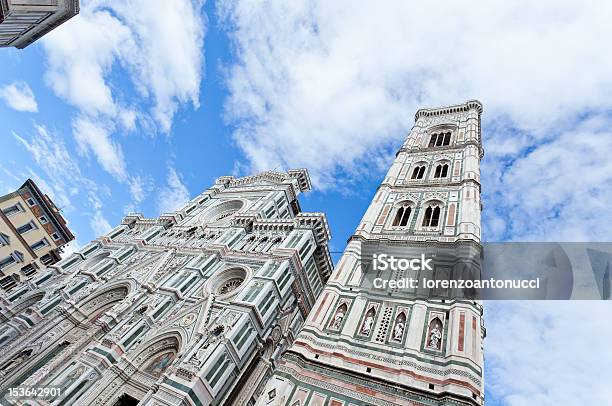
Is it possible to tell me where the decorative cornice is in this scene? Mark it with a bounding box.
[415,100,483,121]
[222,168,312,193]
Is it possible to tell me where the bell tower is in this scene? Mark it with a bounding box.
[257,100,485,406]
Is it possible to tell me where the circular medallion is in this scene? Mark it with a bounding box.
[180,313,196,327]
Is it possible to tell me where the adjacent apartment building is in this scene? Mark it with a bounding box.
[0,0,79,49]
[0,179,74,290]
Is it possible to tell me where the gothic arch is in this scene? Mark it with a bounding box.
[420,200,445,228]
[392,311,407,342]
[425,124,456,148]
[359,306,377,336]
[410,162,427,180]
[329,302,348,331]
[78,280,134,320]
[10,290,45,315]
[432,160,451,179]
[94,332,183,406]
[129,331,183,371]
[79,251,110,272]
[390,200,415,228]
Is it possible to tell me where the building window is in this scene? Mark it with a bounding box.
[0,275,18,289]
[30,238,49,251]
[51,232,60,241]
[2,203,24,216]
[433,163,449,178]
[392,205,412,227]
[0,255,16,271]
[21,264,38,276]
[410,165,426,179]
[39,216,48,224]
[26,198,36,207]
[422,205,442,227]
[428,132,451,148]
[14,251,24,262]
[16,221,36,234]
[40,253,54,265]
[0,232,9,246]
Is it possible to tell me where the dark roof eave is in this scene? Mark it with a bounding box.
[21,179,75,242]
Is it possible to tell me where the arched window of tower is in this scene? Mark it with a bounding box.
[422,204,442,227]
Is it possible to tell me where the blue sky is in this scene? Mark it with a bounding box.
[0,0,377,258]
[2,1,612,404]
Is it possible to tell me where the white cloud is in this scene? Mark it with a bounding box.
[483,116,612,242]
[61,239,82,257]
[12,125,117,246]
[42,6,133,116]
[157,166,190,213]
[90,210,112,236]
[128,174,154,206]
[485,302,612,405]
[42,0,205,131]
[72,116,127,181]
[13,125,91,211]
[107,0,205,132]
[218,0,612,187]
[38,0,206,218]
[0,81,38,112]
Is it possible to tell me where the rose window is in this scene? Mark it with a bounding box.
[218,277,244,295]
[205,266,249,298]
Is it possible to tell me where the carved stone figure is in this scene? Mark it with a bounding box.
[429,324,442,349]
[361,314,374,335]
[393,321,405,341]
[332,307,345,329]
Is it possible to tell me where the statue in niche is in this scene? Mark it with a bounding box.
[0,328,17,348]
[254,237,269,251]
[331,304,347,329]
[393,312,407,341]
[428,318,443,350]
[393,321,405,341]
[361,315,374,335]
[1,349,32,373]
[61,365,86,390]
[361,309,375,335]
[188,343,210,367]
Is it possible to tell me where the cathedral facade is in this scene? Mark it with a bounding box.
[0,169,333,405]
[257,101,486,405]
